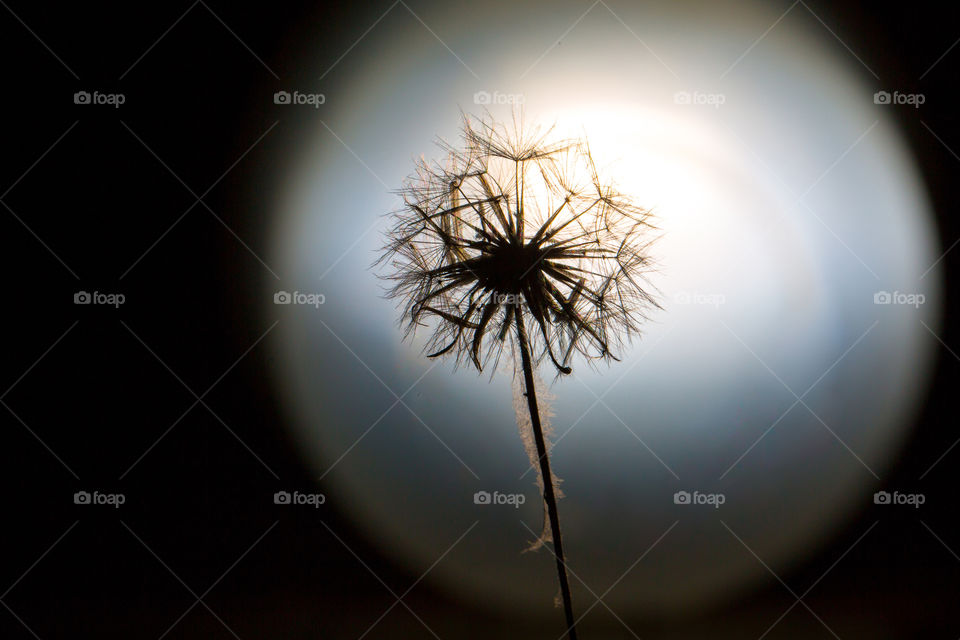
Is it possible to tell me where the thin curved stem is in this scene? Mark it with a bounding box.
[514,307,578,640]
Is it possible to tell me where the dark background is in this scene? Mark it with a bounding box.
[0,1,957,637]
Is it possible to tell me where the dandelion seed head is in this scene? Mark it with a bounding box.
[379,112,660,375]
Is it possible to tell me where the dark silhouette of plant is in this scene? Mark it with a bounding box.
[378,112,659,639]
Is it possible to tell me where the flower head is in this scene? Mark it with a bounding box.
[380,113,659,375]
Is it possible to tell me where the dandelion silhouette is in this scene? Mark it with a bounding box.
[378,112,659,638]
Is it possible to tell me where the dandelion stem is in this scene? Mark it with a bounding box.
[514,307,579,640]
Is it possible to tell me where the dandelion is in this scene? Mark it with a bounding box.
[378,112,659,638]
